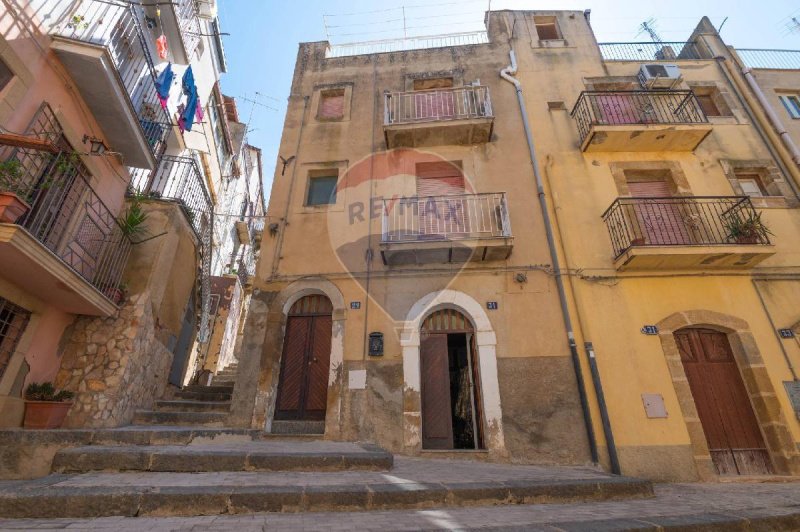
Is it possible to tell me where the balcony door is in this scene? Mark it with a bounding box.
[414,78,455,121]
[627,180,691,246]
[416,161,467,240]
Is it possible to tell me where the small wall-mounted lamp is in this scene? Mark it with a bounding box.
[82,135,108,156]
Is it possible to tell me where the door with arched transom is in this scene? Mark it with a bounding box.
[275,295,332,421]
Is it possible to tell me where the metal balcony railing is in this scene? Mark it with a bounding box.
[385,86,493,125]
[598,41,705,62]
[602,196,770,258]
[736,49,800,70]
[2,106,132,304]
[382,193,511,243]
[571,90,708,144]
[174,0,202,60]
[236,247,256,287]
[49,0,171,161]
[327,30,489,58]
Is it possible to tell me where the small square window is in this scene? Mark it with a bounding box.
[736,172,769,198]
[691,86,732,117]
[779,95,800,119]
[534,16,561,41]
[0,58,12,93]
[318,89,345,120]
[307,175,338,206]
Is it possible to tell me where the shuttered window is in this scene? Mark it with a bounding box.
[0,297,31,381]
[534,16,561,40]
[319,89,345,119]
[307,176,338,205]
[779,95,800,119]
[416,161,465,196]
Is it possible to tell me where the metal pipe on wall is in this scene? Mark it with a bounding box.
[500,49,607,469]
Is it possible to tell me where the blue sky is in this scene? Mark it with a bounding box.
[217,0,799,200]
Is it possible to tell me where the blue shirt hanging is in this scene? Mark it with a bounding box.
[181,66,199,131]
[154,63,174,109]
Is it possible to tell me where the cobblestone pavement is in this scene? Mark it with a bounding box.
[0,482,798,531]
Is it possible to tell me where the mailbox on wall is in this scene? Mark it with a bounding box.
[368,332,384,357]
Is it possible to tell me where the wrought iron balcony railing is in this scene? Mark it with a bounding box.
[48,0,171,161]
[598,41,705,62]
[173,0,202,60]
[2,107,131,304]
[571,90,708,144]
[384,86,493,125]
[736,49,800,70]
[602,196,770,258]
[382,192,511,243]
[236,247,257,287]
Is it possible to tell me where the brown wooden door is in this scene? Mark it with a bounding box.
[275,314,332,421]
[675,328,773,475]
[627,180,691,246]
[420,333,454,449]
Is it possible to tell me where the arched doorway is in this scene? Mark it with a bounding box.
[420,308,484,450]
[674,327,773,475]
[275,294,333,421]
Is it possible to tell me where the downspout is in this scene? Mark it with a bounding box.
[500,50,609,470]
[740,67,800,167]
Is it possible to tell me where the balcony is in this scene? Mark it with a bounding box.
[602,196,775,271]
[141,0,201,64]
[236,247,257,288]
[383,86,494,148]
[571,90,712,152]
[380,193,512,265]
[0,106,131,316]
[46,0,171,169]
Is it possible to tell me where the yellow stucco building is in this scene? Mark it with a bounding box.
[234,10,800,482]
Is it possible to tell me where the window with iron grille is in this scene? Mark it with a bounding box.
[0,298,31,382]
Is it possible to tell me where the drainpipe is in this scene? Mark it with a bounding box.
[500,50,607,470]
[740,67,800,167]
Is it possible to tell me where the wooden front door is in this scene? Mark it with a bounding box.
[275,295,332,421]
[675,328,773,476]
[627,180,691,246]
[420,333,453,449]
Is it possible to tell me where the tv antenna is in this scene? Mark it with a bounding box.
[637,18,663,43]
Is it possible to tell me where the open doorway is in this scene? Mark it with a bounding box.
[420,309,484,450]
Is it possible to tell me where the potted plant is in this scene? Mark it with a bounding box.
[0,160,30,224]
[23,382,74,429]
[119,191,149,240]
[724,210,774,244]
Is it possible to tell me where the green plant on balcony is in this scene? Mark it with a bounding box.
[724,210,773,244]
[0,159,31,224]
[120,191,149,239]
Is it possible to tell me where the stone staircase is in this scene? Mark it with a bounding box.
[131,362,238,427]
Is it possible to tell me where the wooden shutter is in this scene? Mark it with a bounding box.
[319,91,345,119]
[421,333,454,450]
[627,180,692,245]
[627,180,671,198]
[416,162,465,196]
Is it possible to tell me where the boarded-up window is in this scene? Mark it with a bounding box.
[0,58,13,93]
[318,89,345,119]
[534,16,561,40]
[307,175,338,205]
[416,161,465,196]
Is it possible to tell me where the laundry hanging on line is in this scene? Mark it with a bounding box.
[154,63,174,109]
[156,35,168,60]
[181,66,200,132]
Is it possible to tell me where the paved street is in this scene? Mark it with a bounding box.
[0,481,798,530]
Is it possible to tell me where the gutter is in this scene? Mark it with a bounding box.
[500,50,617,472]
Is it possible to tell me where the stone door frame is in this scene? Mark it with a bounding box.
[400,289,507,457]
[656,309,800,479]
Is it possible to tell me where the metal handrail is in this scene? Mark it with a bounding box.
[602,196,770,258]
[571,90,708,145]
[384,86,493,125]
[598,41,705,62]
[326,30,489,58]
[736,49,800,70]
[381,192,511,243]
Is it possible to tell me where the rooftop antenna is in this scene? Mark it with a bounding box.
[790,17,800,34]
[637,18,663,43]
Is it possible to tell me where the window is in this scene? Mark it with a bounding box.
[306,175,338,206]
[0,297,31,381]
[779,95,800,119]
[690,86,732,117]
[735,172,769,198]
[534,16,561,40]
[0,58,13,93]
[209,91,230,167]
[318,89,345,120]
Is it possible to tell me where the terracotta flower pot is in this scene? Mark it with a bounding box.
[23,401,73,429]
[0,191,30,224]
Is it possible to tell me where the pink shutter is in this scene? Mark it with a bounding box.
[627,181,691,245]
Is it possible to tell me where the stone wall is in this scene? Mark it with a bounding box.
[54,292,172,428]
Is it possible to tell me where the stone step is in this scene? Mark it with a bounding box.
[174,389,232,401]
[132,411,229,427]
[271,420,325,435]
[51,442,392,474]
[183,384,234,394]
[210,379,236,387]
[154,400,231,413]
[0,467,653,518]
